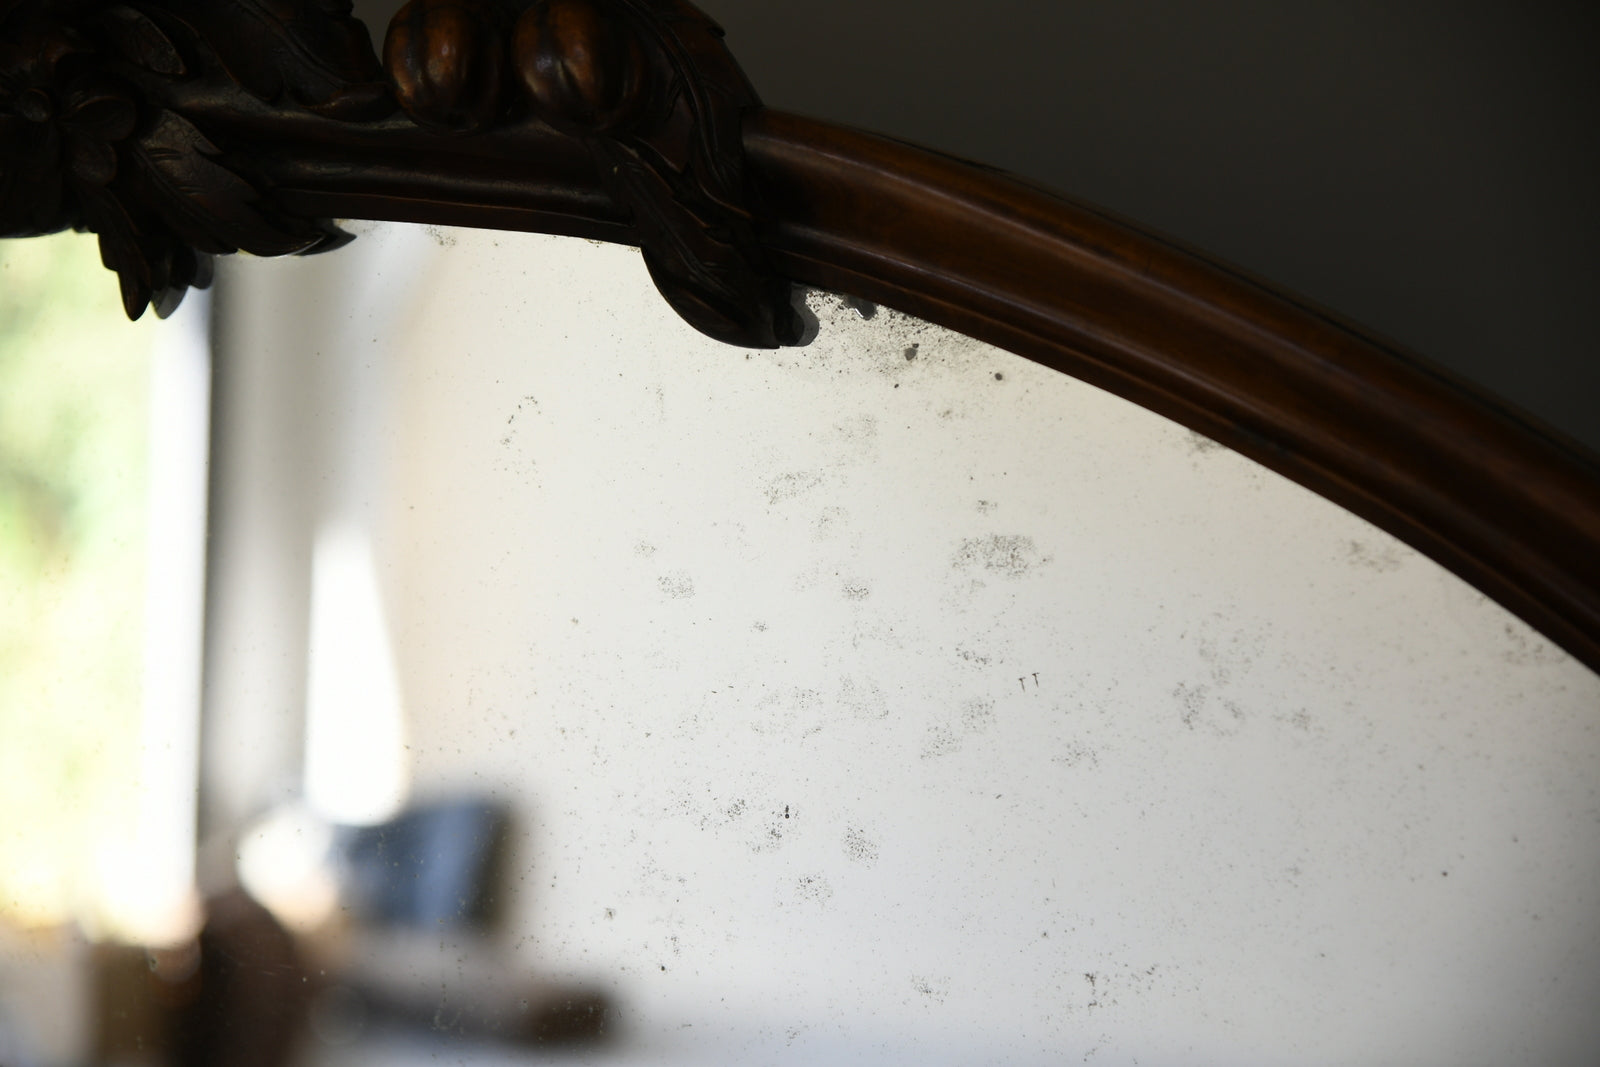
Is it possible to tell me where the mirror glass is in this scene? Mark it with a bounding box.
[6,223,1598,1066]
[0,232,211,1067]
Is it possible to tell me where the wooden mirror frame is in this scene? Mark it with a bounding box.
[3,0,1597,672]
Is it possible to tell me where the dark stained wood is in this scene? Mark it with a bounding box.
[385,0,516,133]
[1,0,1597,672]
[0,0,794,345]
[380,0,801,344]
[508,0,800,346]
[249,109,1600,675]
[0,0,386,317]
[740,112,1600,676]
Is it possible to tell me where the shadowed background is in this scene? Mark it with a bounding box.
[354,0,1600,452]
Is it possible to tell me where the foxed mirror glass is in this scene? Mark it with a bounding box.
[4,223,1598,1066]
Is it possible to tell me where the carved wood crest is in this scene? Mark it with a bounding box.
[0,0,799,346]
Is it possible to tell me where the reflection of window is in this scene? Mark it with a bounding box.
[305,521,409,827]
[0,232,208,945]
[196,225,1600,1064]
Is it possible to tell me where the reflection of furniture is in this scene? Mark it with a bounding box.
[4,2,1600,1063]
[237,226,1600,1063]
[324,800,613,1048]
[336,799,509,930]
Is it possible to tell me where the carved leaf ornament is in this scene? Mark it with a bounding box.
[0,0,381,318]
[0,0,798,345]
[386,0,799,346]
[5,5,1599,693]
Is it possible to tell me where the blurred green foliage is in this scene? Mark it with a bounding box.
[0,232,157,928]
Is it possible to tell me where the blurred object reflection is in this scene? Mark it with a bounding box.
[9,218,1571,1065]
[167,891,309,1067]
[312,798,613,1049]
[235,798,612,1058]
[305,523,409,827]
[0,230,208,1065]
[208,225,1599,1065]
[235,805,340,934]
[334,799,507,929]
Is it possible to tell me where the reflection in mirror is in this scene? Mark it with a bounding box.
[7,223,1600,1065]
[0,233,209,1066]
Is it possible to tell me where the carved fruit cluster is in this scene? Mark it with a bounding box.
[384,0,651,135]
[511,0,649,133]
[383,0,508,131]
[384,0,800,348]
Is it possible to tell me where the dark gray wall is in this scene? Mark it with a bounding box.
[356,1,1599,452]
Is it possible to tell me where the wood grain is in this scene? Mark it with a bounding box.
[256,109,1600,673]
[742,112,1600,675]
[2,0,1595,672]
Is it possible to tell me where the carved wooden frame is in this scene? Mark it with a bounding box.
[4,0,1598,672]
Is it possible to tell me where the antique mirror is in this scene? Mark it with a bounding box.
[1,2,1597,1065]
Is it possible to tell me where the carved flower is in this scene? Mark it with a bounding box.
[0,18,136,238]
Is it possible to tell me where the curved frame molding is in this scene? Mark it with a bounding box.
[3,0,1598,671]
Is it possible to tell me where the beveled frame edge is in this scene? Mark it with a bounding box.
[266,108,1600,674]
[4,0,1596,672]
[740,113,1600,675]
